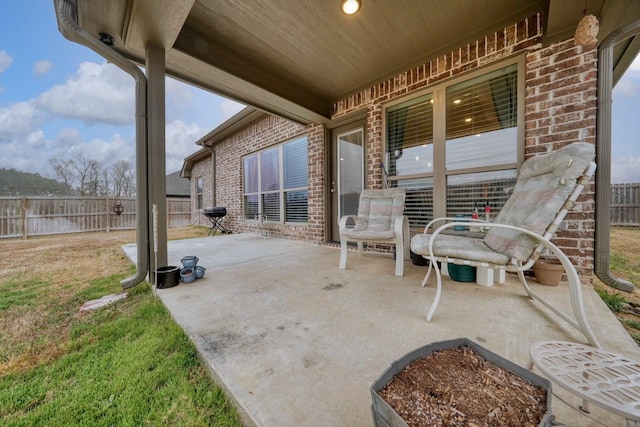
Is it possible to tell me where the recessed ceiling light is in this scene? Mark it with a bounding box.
[453,99,462,104]
[465,118,473,123]
[341,0,361,15]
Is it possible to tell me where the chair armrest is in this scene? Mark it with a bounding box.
[428,221,551,269]
[393,215,409,236]
[339,215,358,231]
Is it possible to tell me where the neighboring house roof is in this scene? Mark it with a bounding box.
[181,107,269,178]
[196,107,267,148]
[166,171,190,197]
[181,149,211,179]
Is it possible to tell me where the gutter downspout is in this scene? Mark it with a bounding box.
[209,147,216,208]
[56,0,149,289]
[595,18,640,292]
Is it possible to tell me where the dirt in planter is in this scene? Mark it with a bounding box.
[378,346,547,427]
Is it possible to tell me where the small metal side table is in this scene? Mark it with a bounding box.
[530,340,640,427]
[243,213,269,239]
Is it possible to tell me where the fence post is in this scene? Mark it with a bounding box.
[106,196,110,233]
[21,197,27,239]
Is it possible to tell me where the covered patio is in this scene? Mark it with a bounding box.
[124,233,639,426]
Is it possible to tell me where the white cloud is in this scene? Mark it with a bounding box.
[165,120,207,173]
[1,58,243,181]
[33,59,53,76]
[611,155,640,184]
[166,78,195,108]
[0,50,12,73]
[630,53,640,71]
[36,61,135,125]
[219,98,245,121]
[614,79,637,97]
[82,134,135,166]
[0,130,51,174]
[0,101,42,139]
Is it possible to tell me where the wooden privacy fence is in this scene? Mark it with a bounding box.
[0,197,191,239]
[611,183,640,226]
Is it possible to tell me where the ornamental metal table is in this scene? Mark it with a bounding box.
[530,340,640,427]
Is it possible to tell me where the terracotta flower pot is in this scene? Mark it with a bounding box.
[533,258,564,286]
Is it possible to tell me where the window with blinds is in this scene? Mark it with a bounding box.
[384,61,521,229]
[283,138,308,222]
[196,177,203,210]
[395,177,433,230]
[386,94,434,177]
[446,170,517,218]
[242,136,308,223]
[446,64,518,171]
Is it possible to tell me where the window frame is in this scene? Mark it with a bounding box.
[242,135,309,224]
[195,177,203,210]
[383,57,525,224]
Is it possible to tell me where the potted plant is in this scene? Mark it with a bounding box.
[533,256,564,286]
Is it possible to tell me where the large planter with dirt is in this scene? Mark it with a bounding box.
[371,338,553,427]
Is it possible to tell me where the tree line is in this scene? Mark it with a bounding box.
[49,155,136,197]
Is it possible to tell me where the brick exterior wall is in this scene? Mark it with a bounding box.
[190,153,213,227]
[329,13,597,283]
[191,115,325,243]
[189,12,598,283]
[525,40,598,283]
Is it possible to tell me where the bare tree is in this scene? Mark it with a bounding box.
[49,158,76,194]
[111,160,135,197]
[102,169,110,197]
[85,160,102,196]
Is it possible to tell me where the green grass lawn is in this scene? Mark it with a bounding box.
[0,230,240,426]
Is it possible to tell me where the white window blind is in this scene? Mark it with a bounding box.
[242,136,308,223]
[386,94,434,176]
[446,64,518,170]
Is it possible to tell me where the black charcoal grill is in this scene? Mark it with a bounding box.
[203,207,231,236]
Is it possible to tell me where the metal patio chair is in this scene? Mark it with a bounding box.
[410,142,600,347]
[339,187,410,277]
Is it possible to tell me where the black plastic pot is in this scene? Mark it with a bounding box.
[156,266,180,289]
[410,250,430,266]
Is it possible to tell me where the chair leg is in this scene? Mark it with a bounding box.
[339,237,348,270]
[395,242,404,277]
[421,262,432,287]
[516,254,600,348]
[426,260,443,322]
[403,219,410,260]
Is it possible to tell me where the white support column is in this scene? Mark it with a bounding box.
[146,44,167,278]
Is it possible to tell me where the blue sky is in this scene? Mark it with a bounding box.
[0,2,638,182]
[0,2,244,177]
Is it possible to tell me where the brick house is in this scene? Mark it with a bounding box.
[181,13,605,283]
[58,1,640,289]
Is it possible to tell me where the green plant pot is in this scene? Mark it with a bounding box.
[448,263,476,282]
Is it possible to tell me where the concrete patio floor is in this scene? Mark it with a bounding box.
[123,233,640,427]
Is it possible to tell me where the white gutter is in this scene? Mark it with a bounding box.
[55,0,149,289]
[595,18,640,292]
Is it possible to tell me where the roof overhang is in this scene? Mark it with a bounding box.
[181,148,211,178]
[195,107,268,148]
[61,0,640,124]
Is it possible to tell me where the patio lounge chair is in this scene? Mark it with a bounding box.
[339,187,410,276]
[411,142,600,347]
